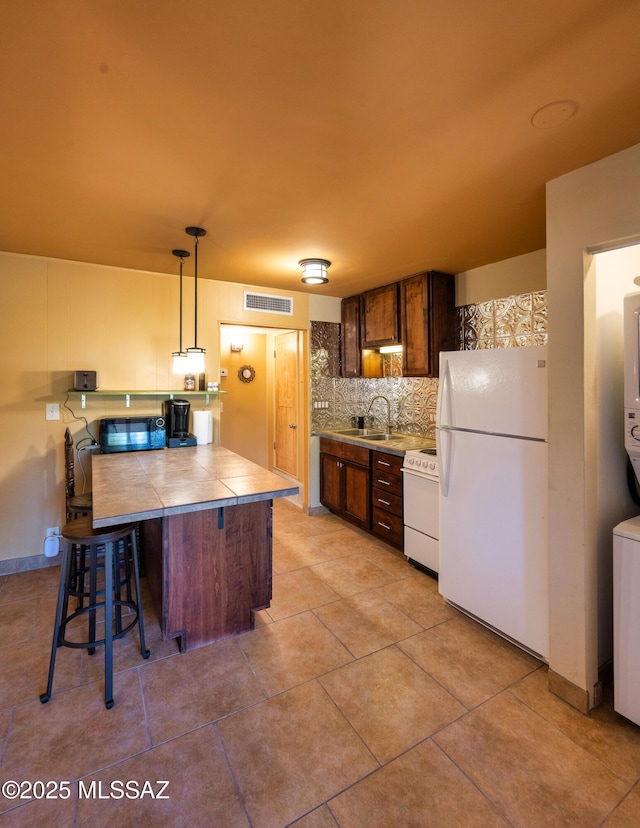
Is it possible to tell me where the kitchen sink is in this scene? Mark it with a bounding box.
[333,428,384,437]
[362,433,405,441]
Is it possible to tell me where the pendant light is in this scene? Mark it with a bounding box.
[185,226,207,374]
[299,258,330,285]
[171,248,191,373]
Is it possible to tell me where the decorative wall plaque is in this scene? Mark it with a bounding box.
[238,365,256,383]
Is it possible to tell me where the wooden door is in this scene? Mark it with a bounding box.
[320,452,343,513]
[401,271,456,377]
[343,461,371,528]
[341,296,361,377]
[361,283,399,346]
[274,330,298,476]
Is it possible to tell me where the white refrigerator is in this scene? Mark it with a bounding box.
[436,345,549,659]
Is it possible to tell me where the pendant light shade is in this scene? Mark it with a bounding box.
[299,258,330,285]
[185,226,207,373]
[171,248,190,373]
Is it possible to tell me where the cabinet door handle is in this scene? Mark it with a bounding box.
[377,460,391,467]
[377,498,391,506]
[377,478,391,486]
[377,521,391,530]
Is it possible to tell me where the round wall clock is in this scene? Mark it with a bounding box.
[238,365,256,383]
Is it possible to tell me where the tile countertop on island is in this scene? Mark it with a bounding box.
[314,429,436,457]
[91,444,299,527]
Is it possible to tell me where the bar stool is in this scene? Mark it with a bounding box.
[40,517,150,709]
[65,428,93,521]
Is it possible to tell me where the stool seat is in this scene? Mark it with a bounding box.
[40,517,149,709]
[61,516,130,543]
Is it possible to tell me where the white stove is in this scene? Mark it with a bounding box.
[402,447,439,574]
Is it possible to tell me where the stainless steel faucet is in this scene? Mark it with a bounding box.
[366,395,392,434]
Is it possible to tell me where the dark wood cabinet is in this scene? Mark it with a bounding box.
[360,283,399,347]
[340,295,361,378]
[400,271,456,377]
[319,438,370,530]
[320,438,406,549]
[370,451,404,548]
[142,500,272,652]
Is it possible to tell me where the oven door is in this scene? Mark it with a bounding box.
[402,468,440,573]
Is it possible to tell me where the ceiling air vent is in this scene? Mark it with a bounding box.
[243,291,294,316]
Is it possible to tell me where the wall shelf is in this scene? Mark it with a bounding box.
[67,390,226,409]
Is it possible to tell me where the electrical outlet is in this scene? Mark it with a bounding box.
[45,403,60,421]
[46,526,60,538]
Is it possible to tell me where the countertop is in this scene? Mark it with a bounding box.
[315,429,436,457]
[92,444,299,527]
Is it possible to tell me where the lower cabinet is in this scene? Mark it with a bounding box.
[320,438,404,548]
[371,451,404,549]
[320,438,370,530]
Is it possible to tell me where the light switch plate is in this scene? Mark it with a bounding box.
[45,403,60,421]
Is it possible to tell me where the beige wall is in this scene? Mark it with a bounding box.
[0,251,310,565]
[456,249,546,306]
[219,328,270,468]
[546,141,640,708]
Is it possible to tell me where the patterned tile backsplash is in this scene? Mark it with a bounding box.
[310,290,547,436]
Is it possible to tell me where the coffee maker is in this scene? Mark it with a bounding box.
[164,399,197,448]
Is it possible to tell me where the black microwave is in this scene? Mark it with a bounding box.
[99,416,166,453]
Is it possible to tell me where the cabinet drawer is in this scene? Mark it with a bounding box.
[372,472,402,497]
[371,507,403,547]
[320,437,369,467]
[372,451,403,476]
[320,438,341,457]
[372,487,403,517]
[341,442,370,467]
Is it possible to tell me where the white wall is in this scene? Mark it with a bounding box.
[456,249,546,306]
[308,294,342,323]
[546,141,640,709]
[594,245,640,667]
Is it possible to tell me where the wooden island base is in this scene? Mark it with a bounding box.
[141,500,272,652]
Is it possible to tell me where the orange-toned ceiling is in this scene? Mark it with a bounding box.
[1,0,639,297]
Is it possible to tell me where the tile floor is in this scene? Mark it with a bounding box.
[1,499,640,826]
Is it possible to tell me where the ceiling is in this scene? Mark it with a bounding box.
[1,1,639,298]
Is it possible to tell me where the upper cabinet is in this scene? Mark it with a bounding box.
[340,295,361,378]
[341,270,456,379]
[400,271,456,377]
[360,283,399,347]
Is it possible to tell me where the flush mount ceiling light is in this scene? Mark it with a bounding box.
[185,226,207,374]
[531,100,578,129]
[171,248,191,373]
[299,258,330,285]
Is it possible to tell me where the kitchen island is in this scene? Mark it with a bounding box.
[91,445,298,651]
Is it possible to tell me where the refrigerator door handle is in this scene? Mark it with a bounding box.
[436,357,451,430]
[439,427,452,497]
[437,356,452,496]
